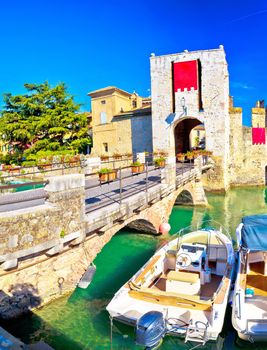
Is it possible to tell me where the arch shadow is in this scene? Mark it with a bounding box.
[175,190,194,206]
[125,219,158,235]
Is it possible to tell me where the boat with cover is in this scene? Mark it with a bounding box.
[106,226,235,348]
[232,214,267,342]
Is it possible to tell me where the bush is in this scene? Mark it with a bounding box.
[98,168,113,174]
[131,161,142,166]
[154,157,166,166]
[1,153,22,165]
[22,161,36,168]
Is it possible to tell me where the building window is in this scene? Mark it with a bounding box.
[103,143,108,153]
[132,100,137,108]
[100,112,107,124]
[101,100,106,105]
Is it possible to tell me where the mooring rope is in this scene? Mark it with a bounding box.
[110,315,113,350]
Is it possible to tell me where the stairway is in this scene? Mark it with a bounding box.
[185,320,209,345]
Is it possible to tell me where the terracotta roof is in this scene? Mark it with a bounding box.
[114,106,151,118]
[87,86,132,97]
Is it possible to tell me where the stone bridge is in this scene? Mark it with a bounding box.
[0,157,210,319]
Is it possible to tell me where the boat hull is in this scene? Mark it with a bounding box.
[238,331,267,342]
[107,229,235,344]
[232,245,267,342]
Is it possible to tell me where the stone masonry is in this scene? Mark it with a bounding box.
[0,167,207,319]
[150,46,230,191]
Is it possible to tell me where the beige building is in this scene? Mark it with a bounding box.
[88,86,152,156]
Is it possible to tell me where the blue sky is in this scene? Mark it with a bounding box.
[0,0,266,125]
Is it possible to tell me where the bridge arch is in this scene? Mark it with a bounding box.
[173,117,204,156]
[126,218,158,235]
[165,183,198,218]
[174,189,194,205]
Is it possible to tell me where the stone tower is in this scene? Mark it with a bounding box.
[150,46,230,191]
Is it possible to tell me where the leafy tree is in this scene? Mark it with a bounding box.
[0,82,91,162]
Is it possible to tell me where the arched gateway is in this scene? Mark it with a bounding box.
[150,47,230,191]
[174,117,203,155]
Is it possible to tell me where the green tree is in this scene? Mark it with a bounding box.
[0,82,91,162]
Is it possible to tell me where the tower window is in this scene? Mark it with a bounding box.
[103,143,108,153]
[100,112,107,124]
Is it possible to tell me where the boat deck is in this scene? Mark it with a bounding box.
[151,271,221,300]
[247,262,267,297]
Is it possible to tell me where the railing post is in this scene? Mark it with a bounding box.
[119,167,122,206]
[145,161,148,203]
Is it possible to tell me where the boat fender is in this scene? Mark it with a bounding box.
[159,223,171,234]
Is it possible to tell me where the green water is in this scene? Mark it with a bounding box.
[3,187,267,349]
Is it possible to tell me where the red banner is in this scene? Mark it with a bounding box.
[252,128,266,145]
[173,60,198,92]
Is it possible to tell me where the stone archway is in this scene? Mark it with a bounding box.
[174,117,203,155]
[126,219,158,234]
[175,190,194,205]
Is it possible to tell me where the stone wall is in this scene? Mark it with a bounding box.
[252,107,266,128]
[0,174,85,270]
[229,108,267,186]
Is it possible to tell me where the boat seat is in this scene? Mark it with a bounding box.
[166,271,200,295]
[167,271,199,284]
[128,286,212,311]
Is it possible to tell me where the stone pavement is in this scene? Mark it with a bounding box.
[85,166,162,213]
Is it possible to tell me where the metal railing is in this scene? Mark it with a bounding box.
[0,159,86,179]
[0,157,207,212]
[85,161,198,213]
[85,161,164,213]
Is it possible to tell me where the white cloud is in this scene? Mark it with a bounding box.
[231,82,255,90]
[227,9,267,24]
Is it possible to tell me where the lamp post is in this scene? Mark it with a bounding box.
[181,97,187,115]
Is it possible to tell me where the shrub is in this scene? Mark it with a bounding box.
[154,157,166,166]
[112,152,122,159]
[98,168,113,174]
[125,152,133,158]
[100,155,109,161]
[159,150,168,157]
[131,161,142,167]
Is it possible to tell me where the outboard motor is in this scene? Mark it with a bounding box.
[136,311,166,349]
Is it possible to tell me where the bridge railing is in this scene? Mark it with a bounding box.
[0,159,86,193]
[84,161,165,213]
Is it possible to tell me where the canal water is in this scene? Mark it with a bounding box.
[2,187,267,350]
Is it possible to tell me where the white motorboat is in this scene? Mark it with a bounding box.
[107,226,235,348]
[232,215,267,342]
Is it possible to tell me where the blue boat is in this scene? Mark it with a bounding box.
[232,214,267,342]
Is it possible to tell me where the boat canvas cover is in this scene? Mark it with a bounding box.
[241,215,267,251]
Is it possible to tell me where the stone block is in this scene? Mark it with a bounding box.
[8,235,18,249]
[46,242,64,256]
[1,258,18,270]
[45,174,85,192]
